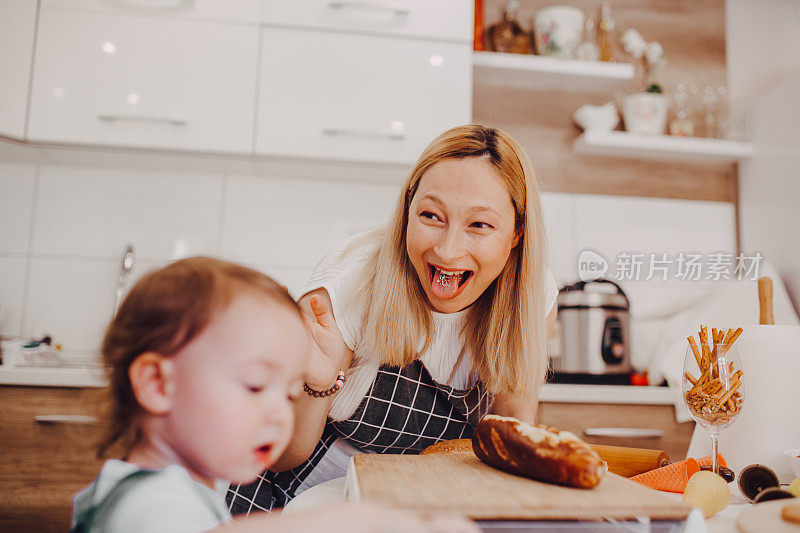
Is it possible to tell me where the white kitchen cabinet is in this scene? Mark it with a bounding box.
[261,0,472,42]
[0,1,38,138]
[28,9,258,153]
[41,0,261,24]
[256,28,472,164]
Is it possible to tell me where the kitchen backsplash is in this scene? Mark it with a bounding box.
[0,160,736,359]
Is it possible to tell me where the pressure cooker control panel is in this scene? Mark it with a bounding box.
[601,317,625,365]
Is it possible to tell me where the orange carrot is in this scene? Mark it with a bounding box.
[630,458,700,493]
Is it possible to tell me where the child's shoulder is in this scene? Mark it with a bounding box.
[72,460,229,533]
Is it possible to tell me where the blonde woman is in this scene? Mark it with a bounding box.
[227,125,558,514]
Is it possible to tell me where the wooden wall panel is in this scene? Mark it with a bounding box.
[475,0,735,202]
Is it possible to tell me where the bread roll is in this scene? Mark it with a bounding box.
[471,414,606,489]
[420,439,473,456]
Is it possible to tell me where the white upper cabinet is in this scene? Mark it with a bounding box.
[28,9,259,153]
[0,1,38,138]
[261,0,472,42]
[17,1,472,163]
[41,0,261,24]
[255,28,471,164]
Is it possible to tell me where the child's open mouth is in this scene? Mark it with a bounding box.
[254,444,273,465]
[428,264,473,300]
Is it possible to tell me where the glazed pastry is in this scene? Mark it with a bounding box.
[471,415,606,489]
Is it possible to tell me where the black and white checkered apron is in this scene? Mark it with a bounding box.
[226,359,494,515]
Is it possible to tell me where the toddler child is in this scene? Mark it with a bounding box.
[72,257,475,533]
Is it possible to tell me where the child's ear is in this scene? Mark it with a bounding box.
[129,352,176,415]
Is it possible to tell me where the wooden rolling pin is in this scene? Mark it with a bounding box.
[589,444,669,478]
[421,440,668,478]
[758,276,774,325]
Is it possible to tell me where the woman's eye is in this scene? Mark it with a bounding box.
[470,221,494,229]
[421,211,441,222]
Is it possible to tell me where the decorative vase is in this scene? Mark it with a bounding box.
[621,92,668,135]
[533,6,585,59]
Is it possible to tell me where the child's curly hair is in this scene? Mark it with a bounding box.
[98,257,301,458]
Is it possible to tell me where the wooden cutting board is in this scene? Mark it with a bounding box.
[351,453,691,521]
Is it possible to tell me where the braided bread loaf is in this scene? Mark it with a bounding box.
[471,415,606,489]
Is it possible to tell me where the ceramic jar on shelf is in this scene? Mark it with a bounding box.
[533,6,585,59]
[621,91,668,135]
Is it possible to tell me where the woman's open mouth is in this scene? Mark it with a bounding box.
[254,444,273,465]
[428,264,473,300]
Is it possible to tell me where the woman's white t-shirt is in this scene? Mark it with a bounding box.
[295,233,558,494]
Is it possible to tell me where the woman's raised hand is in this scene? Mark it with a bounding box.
[301,292,352,390]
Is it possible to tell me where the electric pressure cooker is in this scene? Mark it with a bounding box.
[551,278,631,375]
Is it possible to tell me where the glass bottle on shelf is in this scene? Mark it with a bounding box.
[702,86,719,138]
[669,83,695,136]
[687,84,702,135]
[474,0,484,51]
[597,3,617,62]
[716,86,730,139]
[575,17,600,61]
[486,0,531,55]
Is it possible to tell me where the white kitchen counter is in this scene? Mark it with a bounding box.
[540,383,677,405]
[0,367,677,406]
[0,366,106,387]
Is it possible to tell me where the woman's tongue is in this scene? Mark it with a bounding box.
[431,269,464,299]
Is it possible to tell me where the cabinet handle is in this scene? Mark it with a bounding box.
[98,114,188,126]
[112,0,194,11]
[322,127,406,140]
[34,415,97,425]
[327,1,410,16]
[583,427,664,439]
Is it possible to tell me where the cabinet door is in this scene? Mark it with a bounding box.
[42,0,261,24]
[261,0,472,42]
[0,386,109,533]
[0,0,37,138]
[256,28,471,165]
[28,10,258,153]
[538,402,695,462]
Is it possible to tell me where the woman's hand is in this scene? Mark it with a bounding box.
[299,289,353,390]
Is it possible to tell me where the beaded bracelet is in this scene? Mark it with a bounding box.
[303,370,346,398]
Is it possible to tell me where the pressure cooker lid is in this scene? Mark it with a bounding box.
[558,278,630,309]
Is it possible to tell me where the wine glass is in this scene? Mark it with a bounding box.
[682,339,744,475]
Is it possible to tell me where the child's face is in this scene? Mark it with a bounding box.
[406,157,520,313]
[163,293,309,484]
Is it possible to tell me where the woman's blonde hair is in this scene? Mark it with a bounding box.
[354,124,548,403]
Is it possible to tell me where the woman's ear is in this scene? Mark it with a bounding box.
[128,352,175,415]
[512,225,523,249]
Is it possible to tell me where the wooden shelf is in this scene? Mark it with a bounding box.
[573,131,754,163]
[473,51,635,92]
